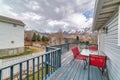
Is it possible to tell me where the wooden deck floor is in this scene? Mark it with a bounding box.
[47,51,105,80]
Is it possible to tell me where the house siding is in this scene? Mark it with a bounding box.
[99,12,120,80]
[0,21,24,55]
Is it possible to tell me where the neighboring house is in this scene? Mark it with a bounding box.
[48,34,65,46]
[36,32,43,37]
[24,30,34,46]
[92,0,120,80]
[64,37,75,43]
[24,30,34,41]
[0,15,25,56]
[49,36,59,46]
[24,30,43,46]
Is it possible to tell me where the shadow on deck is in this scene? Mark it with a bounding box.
[47,51,105,80]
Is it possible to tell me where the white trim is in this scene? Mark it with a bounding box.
[92,0,104,31]
[118,5,120,46]
[98,30,100,54]
[92,0,120,31]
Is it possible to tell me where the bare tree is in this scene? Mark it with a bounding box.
[57,28,64,44]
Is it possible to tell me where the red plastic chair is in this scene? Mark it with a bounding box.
[89,45,98,51]
[71,47,87,69]
[89,55,106,68]
[88,54,107,80]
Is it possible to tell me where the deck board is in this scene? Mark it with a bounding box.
[47,51,104,80]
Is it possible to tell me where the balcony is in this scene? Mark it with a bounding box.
[47,50,107,80]
[0,43,108,80]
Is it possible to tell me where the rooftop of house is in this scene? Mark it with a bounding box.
[0,15,25,26]
[92,0,120,31]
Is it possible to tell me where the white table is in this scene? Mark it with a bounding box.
[81,49,98,56]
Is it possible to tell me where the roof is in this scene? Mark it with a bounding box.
[0,15,25,26]
[92,0,120,31]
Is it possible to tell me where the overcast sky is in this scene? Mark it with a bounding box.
[0,0,95,33]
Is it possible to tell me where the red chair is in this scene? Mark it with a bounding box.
[88,54,107,80]
[71,47,87,69]
[89,45,98,51]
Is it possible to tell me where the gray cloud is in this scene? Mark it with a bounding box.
[0,0,95,33]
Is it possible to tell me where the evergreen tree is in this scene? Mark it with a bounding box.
[76,36,79,41]
[42,36,45,42]
[37,35,41,41]
[32,33,37,41]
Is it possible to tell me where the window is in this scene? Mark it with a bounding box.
[103,27,108,34]
[11,41,14,44]
[99,27,108,34]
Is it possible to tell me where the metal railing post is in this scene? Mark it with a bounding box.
[48,53,50,76]
[37,57,40,80]
[26,60,29,80]
[67,43,69,51]
[45,54,48,79]
[57,50,60,69]
[51,52,53,73]
[53,52,55,72]
[59,49,62,67]
[46,46,49,52]
[19,63,22,80]
[32,58,35,80]
[10,66,13,80]
[41,55,43,80]
[60,45,62,53]
[0,70,1,80]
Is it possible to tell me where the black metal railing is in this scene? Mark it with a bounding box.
[0,43,89,80]
[0,46,61,80]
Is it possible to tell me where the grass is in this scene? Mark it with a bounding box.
[25,46,45,52]
[0,46,45,59]
[0,51,33,59]
[4,65,54,80]
[23,66,53,80]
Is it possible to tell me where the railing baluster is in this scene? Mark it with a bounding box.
[67,43,69,51]
[56,51,58,69]
[55,51,57,70]
[0,70,1,80]
[37,57,40,80]
[59,49,62,67]
[54,51,56,71]
[10,66,13,80]
[60,45,62,54]
[26,60,29,80]
[57,51,59,69]
[46,47,49,52]
[50,53,52,74]
[19,63,22,80]
[45,54,48,79]
[57,50,59,69]
[45,54,47,79]
[53,51,55,72]
[0,70,2,80]
[48,53,50,76]
[32,58,35,80]
[51,52,54,74]
[41,55,43,80]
